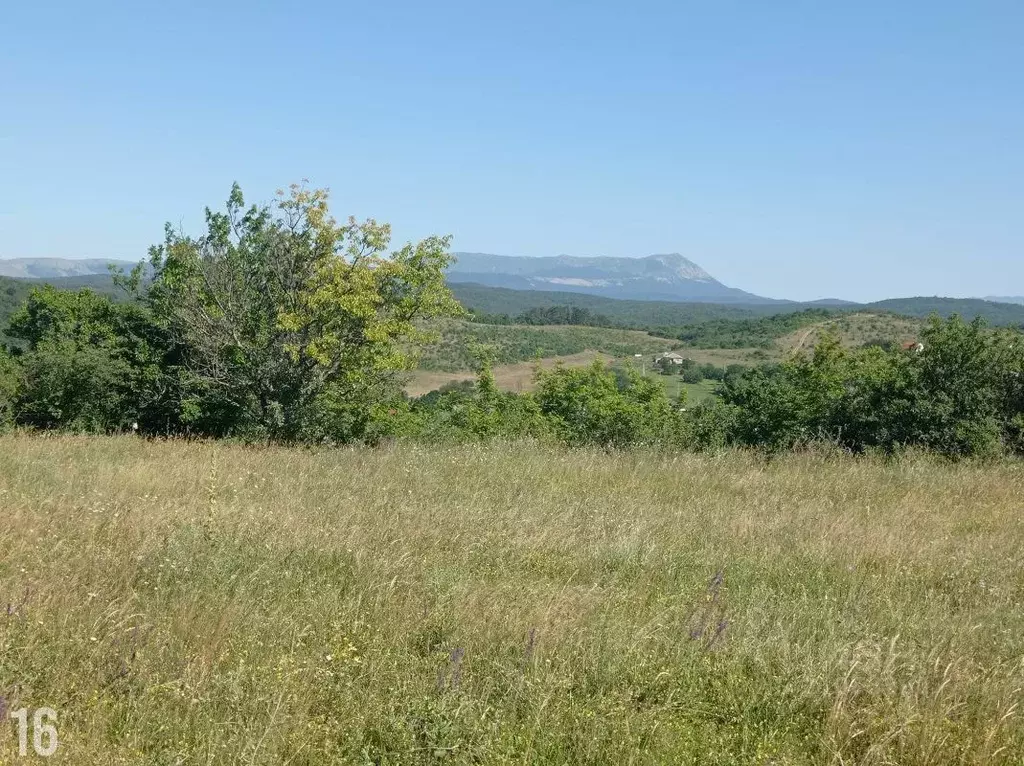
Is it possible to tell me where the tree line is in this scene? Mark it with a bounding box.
[403,316,1023,458]
[1,185,1022,458]
[0,184,461,443]
[466,301,893,353]
[467,302,838,350]
[468,305,616,328]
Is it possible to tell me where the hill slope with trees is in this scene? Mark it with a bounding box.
[453,283,1024,328]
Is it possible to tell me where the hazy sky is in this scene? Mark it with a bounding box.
[2,1,1022,302]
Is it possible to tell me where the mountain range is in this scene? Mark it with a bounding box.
[0,253,787,304]
[0,257,136,279]
[447,252,781,304]
[1,256,1020,316]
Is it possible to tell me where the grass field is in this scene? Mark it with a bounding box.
[2,436,1023,764]
[407,356,730,400]
[404,351,616,396]
[416,322,676,373]
[406,349,758,397]
[679,379,721,403]
[776,313,924,354]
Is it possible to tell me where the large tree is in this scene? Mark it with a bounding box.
[134,183,462,442]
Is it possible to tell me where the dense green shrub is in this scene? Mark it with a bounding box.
[7,286,180,433]
[719,317,1023,457]
[686,399,738,452]
[676,361,746,384]
[411,364,548,442]
[681,366,704,384]
[534,361,683,448]
[0,346,20,431]
[134,184,461,444]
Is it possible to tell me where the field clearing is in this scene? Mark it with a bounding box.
[777,313,924,354]
[416,321,676,373]
[679,379,721,403]
[408,346,766,396]
[2,436,1024,764]
[405,351,616,395]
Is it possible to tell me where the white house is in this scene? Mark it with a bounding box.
[654,351,686,365]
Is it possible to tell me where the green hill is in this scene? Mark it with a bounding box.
[450,283,790,325]
[453,284,1024,329]
[864,297,1024,325]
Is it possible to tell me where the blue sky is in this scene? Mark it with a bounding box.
[2,1,1021,302]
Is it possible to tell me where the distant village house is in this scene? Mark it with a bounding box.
[654,351,686,365]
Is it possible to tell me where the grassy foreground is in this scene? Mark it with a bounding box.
[1,437,1023,764]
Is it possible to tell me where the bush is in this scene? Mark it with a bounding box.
[681,367,704,384]
[8,287,179,433]
[411,364,549,443]
[719,317,1024,458]
[0,346,20,431]
[699,363,727,381]
[137,183,462,443]
[725,364,748,380]
[901,316,1006,457]
[685,399,738,452]
[534,361,683,448]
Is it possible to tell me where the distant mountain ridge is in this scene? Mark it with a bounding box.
[2,256,1020,322]
[0,257,135,279]
[448,252,781,304]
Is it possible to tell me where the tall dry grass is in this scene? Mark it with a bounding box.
[1,434,1022,764]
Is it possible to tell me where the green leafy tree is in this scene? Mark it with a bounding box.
[906,315,1007,456]
[7,287,177,432]
[411,348,547,442]
[681,366,703,384]
[993,328,1024,452]
[135,183,463,442]
[721,317,1019,457]
[534,361,682,447]
[719,365,805,450]
[828,344,914,452]
[685,399,738,452]
[833,315,1008,457]
[721,334,850,451]
[0,346,20,430]
[724,364,747,380]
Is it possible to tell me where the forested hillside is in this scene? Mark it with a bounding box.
[453,283,1024,328]
[451,283,782,323]
[6,273,1023,338]
[865,297,1024,324]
